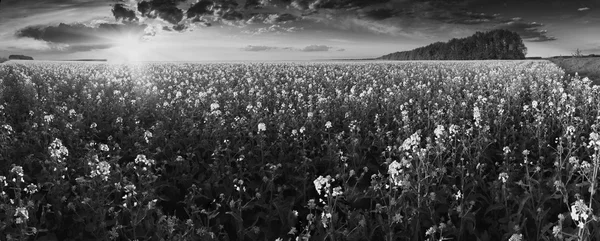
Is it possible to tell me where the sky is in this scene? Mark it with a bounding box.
[0,0,598,62]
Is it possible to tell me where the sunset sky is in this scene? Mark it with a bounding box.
[0,0,598,62]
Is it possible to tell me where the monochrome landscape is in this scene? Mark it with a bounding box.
[1,0,600,241]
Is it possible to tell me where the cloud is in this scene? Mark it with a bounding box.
[496,21,557,42]
[301,45,332,51]
[243,45,280,51]
[242,44,337,52]
[361,9,396,20]
[425,10,499,25]
[342,18,404,36]
[242,24,303,35]
[112,3,138,22]
[309,0,389,10]
[578,7,590,11]
[137,0,185,25]
[244,0,261,9]
[264,13,300,24]
[15,22,150,52]
[187,0,214,18]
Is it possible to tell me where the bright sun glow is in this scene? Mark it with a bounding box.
[113,34,146,62]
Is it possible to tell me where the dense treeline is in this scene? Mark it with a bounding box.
[8,55,34,60]
[379,29,527,60]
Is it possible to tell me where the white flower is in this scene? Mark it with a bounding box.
[90,122,97,128]
[434,125,445,140]
[313,175,332,196]
[425,226,436,236]
[144,130,152,143]
[499,172,509,183]
[258,123,266,132]
[135,154,155,166]
[566,125,575,136]
[325,121,332,129]
[14,207,29,223]
[552,225,562,238]
[44,114,54,123]
[99,144,109,152]
[124,184,137,195]
[449,124,459,136]
[401,131,421,151]
[508,233,523,241]
[210,103,220,111]
[454,190,462,200]
[49,138,69,161]
[2,124,13,133]
[473,106,481,127]
[571,199,591,222]
[25,183,38,194]
[331,186,343,197]
[10,165,24,177]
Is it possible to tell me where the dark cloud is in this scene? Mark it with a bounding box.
[314,0,390,9]
[101,0,572,40]
[187,0,214,18]
[301,45,332,51]
[222,11,244,21]
[244,0,261,9]
[172,24,187,31]
[112,3,138,22]
[443,12,498,25]
[137,0,185,25]
[271,13,299,23]
[361,9,396,20]
[496,21,557,42]
[15,22,149,51]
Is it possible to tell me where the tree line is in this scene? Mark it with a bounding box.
[379,29,528,60]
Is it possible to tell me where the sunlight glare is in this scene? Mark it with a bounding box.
[113,34,145,62]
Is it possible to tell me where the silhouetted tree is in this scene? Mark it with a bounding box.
[380,29,527,60]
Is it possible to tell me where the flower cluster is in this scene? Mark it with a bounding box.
[88,155,111,181]
[48,138,69,162]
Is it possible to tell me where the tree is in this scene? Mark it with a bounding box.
[379,29,528,60]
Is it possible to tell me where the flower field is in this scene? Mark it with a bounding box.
[1,60,600,241]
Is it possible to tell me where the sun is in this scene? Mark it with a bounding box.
[113,34,145,62]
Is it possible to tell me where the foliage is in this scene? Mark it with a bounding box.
[0,60,599,241]
[379,29,527,60]
[572,49,584,58]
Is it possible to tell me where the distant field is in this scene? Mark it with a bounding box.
[548,57,600,84]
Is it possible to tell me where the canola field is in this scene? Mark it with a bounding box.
[1,60,599,241]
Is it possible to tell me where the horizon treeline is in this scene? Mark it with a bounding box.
[379,29,528,60]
